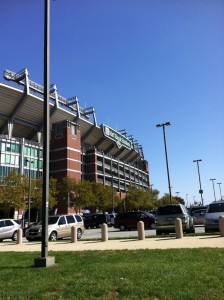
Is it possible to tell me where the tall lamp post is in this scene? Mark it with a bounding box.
[210,179,217,202]
[156,122,172,204]
[193,159,203,205]
[150,184,154,207]
[217,182,222,200]
[34,0,55,267]
[26,159,33,227]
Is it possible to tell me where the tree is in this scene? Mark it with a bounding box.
[59,177,96,212]
[31,176,58,210]
[0,170,28,216]
[125,184,148,211]
[91,182,119,212]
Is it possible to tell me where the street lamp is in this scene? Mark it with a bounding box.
[193,159,203,205]
[210,179,217,202]
[176,192,180,197]
[156,122,172,204]
[150,184,154,207]
[26,159,33,227]
[217,182,222,200]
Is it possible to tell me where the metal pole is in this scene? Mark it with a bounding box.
[217,182,222,200]
[150,184,154,207]
[42,0,50,258]
[162,124,172,204]
[28,160,33,227]
[210,179,217,202]
[193,160,203,205]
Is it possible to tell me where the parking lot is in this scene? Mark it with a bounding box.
[80,225,205,240]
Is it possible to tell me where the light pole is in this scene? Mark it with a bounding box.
[26,159,33,227]
[176,192,180,197]
[186,194,188,207]
[156,122,172,204]
[217,182,222,200]
[150,184,154,207]
[210,179,217,202]
[193,159,203,205]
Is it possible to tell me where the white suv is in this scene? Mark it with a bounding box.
[0,219,21,242]
[204,201,224,232]
[26,214,85,241]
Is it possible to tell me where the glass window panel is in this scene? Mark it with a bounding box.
[11,155,15,165]
[39,150,43,158]
[31,148,35,157]
[6,154,10,164]
[39,160,43,169]
[15,156,19,166]
[1,154,5,163]
[16,144,20,153]
[6,143,11,152]
[34,159,38,168]
[1,143,6,151]
[11,144,16,152]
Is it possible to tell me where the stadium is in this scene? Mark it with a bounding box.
[0,68,150,216]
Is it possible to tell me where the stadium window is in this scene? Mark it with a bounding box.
[1,142,6,151]
[71,124,77,136]
[6,154,10,164]
[11,144,16,153]
[1,154,5,163]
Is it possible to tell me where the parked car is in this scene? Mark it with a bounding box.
[83,214,112,229]
[0,219,21,242]
[192,209,206,225]
[108,213,117,226]
[204,201,224,232]
[155,204,194,235]
[187,206,208,216]
[25,214,85,241]
[114,211,155,231]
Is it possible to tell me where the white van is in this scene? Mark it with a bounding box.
[204,201,224,232]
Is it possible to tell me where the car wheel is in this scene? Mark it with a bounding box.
[12,231,17,241]
[77,228,82,239]
[26,237,32,242]
[156,229,162,235]
[150,222,156,229]
[49,231,57,241]
[119,224,126,231]
[0,239,3,242]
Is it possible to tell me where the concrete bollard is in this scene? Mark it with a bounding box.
[71,226,77,243]
[219,216,224,237]
[101,223,108,242]
[175,218,183,239]
[137,221,145,240]
[17,228,23,244]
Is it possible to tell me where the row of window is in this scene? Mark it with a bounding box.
[0,141,43,158]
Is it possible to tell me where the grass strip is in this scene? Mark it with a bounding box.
[0,248,223,300]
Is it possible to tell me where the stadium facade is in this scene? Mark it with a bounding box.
[0,69,150,215]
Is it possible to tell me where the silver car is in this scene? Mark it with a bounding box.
[204,201,224,232]
[0,219,21,242]
[25,214,85,241]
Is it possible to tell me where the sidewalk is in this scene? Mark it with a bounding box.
[0,235,223,252]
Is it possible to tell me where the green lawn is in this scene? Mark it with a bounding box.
[0,249,223,300]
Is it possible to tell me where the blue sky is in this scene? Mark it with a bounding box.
[1,0,224,205]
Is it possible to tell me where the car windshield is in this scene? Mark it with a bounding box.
[207,203,224,213]
[37,216,59,226]
[157,205,182,215]
[144,212,155,218]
